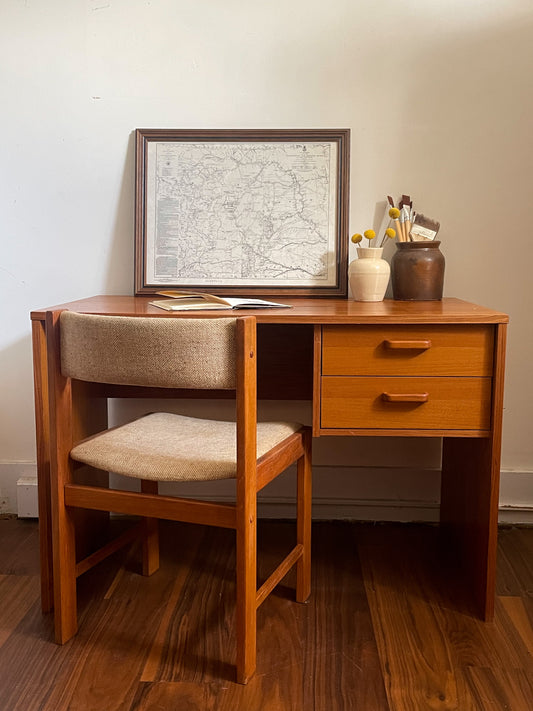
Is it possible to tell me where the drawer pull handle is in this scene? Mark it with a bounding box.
[384,339,432,350]
[381,392,429,403]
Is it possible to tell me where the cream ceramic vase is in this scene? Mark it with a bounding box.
[349,247,390,302]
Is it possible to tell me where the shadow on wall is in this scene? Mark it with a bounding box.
[104,131,136,294]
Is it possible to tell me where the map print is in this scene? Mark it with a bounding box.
[145,141,338,287]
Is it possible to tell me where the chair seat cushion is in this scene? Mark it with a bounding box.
[70,412,302,482]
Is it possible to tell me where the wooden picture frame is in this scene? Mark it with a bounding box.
[134,128,350,296]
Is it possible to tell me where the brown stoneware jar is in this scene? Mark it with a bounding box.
[391,241,445,300]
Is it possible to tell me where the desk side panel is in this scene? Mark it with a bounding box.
[35,312,110,613]
[440,323,507,620]
[32,319,54,612]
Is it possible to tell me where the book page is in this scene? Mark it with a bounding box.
[149,299,230,311]
[155,290,228,305]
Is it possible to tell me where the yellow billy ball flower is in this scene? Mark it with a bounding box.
[351,233,363,244]
[363,229,376,240]
[388,207,400,219]
[385,227,396,239]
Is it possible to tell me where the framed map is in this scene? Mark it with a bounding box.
[134,128,350,296]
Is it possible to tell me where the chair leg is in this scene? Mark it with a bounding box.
[141,480,160,576]
[53,502,78,644]
[296,428,312,603]
[235,503,257,684]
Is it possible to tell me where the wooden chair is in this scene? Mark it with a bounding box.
[47,310,312,684]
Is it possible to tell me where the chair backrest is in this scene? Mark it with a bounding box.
[59,311,238,390]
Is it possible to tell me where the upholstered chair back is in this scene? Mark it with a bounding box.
[59,311,237,390]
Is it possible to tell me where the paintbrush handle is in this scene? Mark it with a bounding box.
[394,219,404,241]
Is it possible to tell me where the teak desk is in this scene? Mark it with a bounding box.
[31,296,508,621]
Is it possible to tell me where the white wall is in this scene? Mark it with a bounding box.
[1,0,532,519]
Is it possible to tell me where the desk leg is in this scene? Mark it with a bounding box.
[32,321,109,613]
[441,437,500,621]
[440,323,506,621]
[32,320,54,612]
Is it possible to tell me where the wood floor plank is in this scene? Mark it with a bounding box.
[0,599,70,711]
[432,596,529,673]
[141,525,237,683]
[464,666,533,710]
[133,521,389,709]
[140,531,204,681]
[496,527,533,596]
[499,596,533,659]
[0,529,188,711]
[129,521,388,711]
[42,528,211,711]
[358,524,533,711]
[0,519,532,710]
[358,529,476,711]
[130,681,215,710]
[0,575,40,648]
[0,518,40,575]
[302,522,389,711]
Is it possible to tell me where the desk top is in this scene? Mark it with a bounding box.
[31,296,508,325]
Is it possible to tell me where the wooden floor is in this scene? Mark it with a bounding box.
[0,517,532,711]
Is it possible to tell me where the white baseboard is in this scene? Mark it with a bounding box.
[0,462,37,515]
[498,470,533,523]
[1,462,532,524]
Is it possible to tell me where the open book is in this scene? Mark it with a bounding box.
[149,290,292,312]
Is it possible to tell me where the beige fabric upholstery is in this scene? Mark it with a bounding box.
[60,311,237,389]
[70,412,301,481]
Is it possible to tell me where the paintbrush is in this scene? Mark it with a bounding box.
[393,196,405,241]
[399,195,411,242]
[387,196,404,241]
[403,196,413,240]
[388,206,402,241]
[408,211,416,240]
[410,213,440,241]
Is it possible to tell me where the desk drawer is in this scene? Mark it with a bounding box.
[321,376,492,430]
[322,325,493,377]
